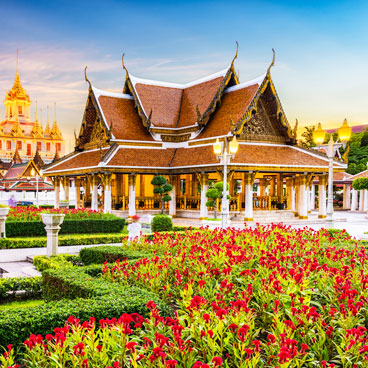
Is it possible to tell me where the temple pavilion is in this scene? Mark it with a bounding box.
[42,48,347,221]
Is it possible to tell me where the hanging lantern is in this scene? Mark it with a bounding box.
[313,123,326,146]
[337,118,352,143]
[229,135,239,155]
[213,138,222,155]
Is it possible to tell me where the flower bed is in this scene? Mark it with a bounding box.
[6,207,115,222]
[2,225,367,367]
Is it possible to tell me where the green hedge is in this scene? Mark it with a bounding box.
[0,277,42,299]
[151,214,173,232]
[6,218,126,237]
[33,254,80,272]
[0,233,127,249]
[0,266,170,348]
[79,245,152,265]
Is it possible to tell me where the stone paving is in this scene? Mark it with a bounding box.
[0,210,367,278]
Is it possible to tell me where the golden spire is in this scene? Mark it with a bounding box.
[6,50,30,102]
[44,105,51,135]
[50,101,62,139]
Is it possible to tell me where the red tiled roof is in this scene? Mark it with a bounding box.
[98,96,154,141]
[170,144,335,168]
[350,170,368,180]
[198,84,259,139]
[44,143,343,174]
[131,72,229,128]
[2,163,27,180]
[44,149,107,172]
[134,84,182,128]
[178,76,224,128]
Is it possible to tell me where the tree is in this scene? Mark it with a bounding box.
[151,175,172,214]
[352,177,368,191]
[205,181,230,219]
[301,126,316,148]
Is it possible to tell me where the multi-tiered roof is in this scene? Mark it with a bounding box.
[43,48,346,177]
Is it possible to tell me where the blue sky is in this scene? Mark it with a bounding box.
[1,0,367,151]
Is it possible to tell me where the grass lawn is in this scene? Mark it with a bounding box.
[0,299,44,311]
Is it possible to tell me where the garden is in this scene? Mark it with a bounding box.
[1,224,367,367]
[1,207,126,249]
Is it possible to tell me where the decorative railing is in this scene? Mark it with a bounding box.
[253,196,280,210]
[136,196,169,210]
[177,196,200,210]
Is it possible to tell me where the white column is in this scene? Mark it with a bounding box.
[351,189,358,212]
[54,177,60,209]
[343,184,351,209]
[311,185,316,210]
[169,176,177,217]
[364,189,368,212]
[294,179,299,217]
[128,174,137,217]
[359,190,363,212]
[318,175,327,218]
[291,181,296,212]
[64,177,70,202]
[103,174,112,213]
[199,173,208,219]
[75,178,81,208]
[299,174,308,219]
[244,172,255,221]
[91,175,99,211]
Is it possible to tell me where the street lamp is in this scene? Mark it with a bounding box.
[313,119,352,228]
[213,136,239,228]
[31,168,40,207]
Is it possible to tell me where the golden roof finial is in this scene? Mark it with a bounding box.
[54,102,57,123]
[231,41,239,65]
[84,66,92,90]
[40,107,43,126]
[47,105,49,124]
[267,48,276,74]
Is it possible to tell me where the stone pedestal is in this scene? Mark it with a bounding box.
[0,207,10,238]
[41,213,65,256]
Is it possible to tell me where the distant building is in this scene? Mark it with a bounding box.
[0,52,65,164]
[326,124,368,134]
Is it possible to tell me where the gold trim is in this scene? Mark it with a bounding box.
[299,216,308,219]
[244,218,254,221]
[318,215,326,219]
[117,141,163,147]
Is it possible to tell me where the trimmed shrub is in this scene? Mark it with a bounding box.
[151,214,173,232]
[0,233,126,249]
[0,277,42,299]
[6,218,126,237]
[79,246,152,265]
[0,265,170,348]
[33,254,79,272]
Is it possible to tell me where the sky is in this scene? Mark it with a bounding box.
[0,0,367,152]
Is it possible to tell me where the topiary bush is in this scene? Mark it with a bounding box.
[151,214,173,232]
[79,246,152,265]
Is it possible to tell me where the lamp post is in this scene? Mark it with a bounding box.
[30,168,39,207]
[312,119,352,228]
[213,136,239,228]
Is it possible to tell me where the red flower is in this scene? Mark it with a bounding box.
[212,356,223,366]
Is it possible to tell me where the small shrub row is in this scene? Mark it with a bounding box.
[6,218,126,237]
[0,233,126,249]
[79,246,152,265]
[0,277,42,299]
